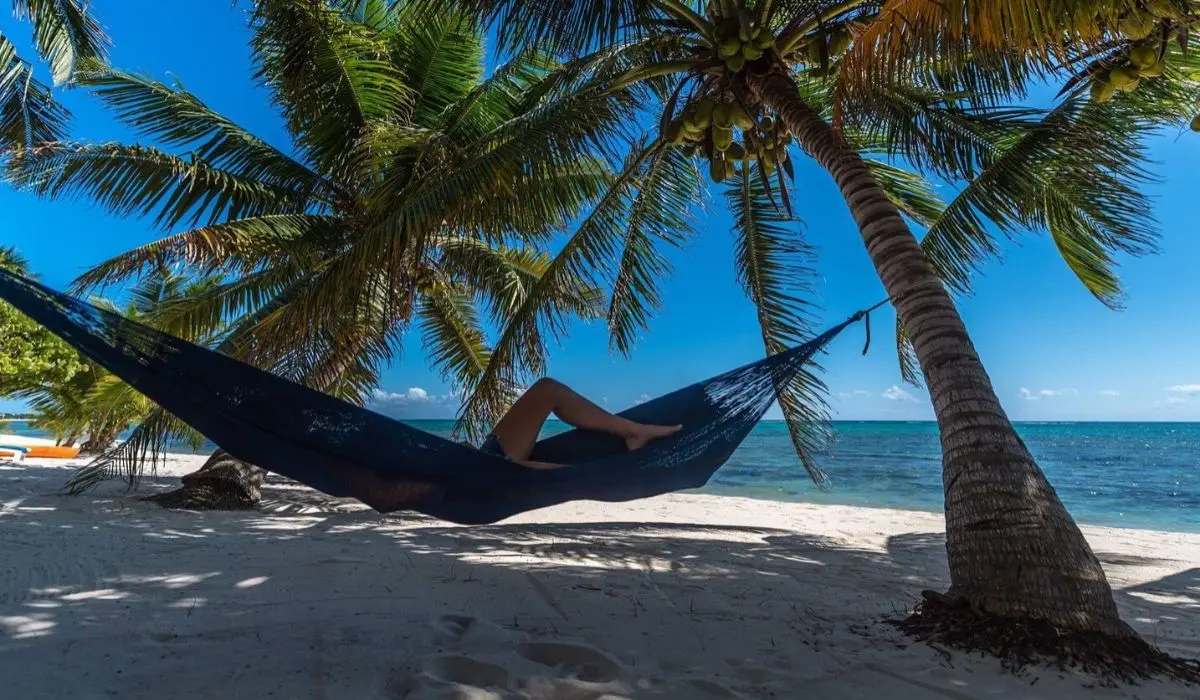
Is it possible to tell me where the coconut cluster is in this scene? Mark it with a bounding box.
[664,96,792,182]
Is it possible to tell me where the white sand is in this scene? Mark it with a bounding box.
[1,454,1197,699]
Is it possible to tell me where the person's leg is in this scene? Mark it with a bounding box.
[489,377,682,462]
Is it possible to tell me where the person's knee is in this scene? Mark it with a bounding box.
[530,377,564,397]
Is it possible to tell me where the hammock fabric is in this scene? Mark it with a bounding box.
[0,268,868,524]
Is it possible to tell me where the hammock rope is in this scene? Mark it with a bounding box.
[0,268,882,524]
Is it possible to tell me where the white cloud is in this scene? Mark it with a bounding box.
[1020,387,1075,401]
[370,386,445,403]
[839,389,873,398]
[633,393,651,406]
[1168,384,1200,394]
[1098,390,1120,397]
[883,386,917,403]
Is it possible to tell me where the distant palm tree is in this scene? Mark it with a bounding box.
[20,270,221,454]
[1,0,108,152]
[439,0,1200,676]
[7,0,647,502]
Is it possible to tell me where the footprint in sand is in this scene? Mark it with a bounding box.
[425,654,511,689]
[516,642,622,684]
[431,614,514,649]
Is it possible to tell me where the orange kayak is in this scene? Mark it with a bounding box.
[26,445,81,459]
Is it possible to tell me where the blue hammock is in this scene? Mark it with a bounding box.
[0,268,870,524]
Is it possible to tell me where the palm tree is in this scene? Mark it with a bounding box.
[19,270,221,454]
[441,0,1200,677]
[1,0,108,152]
[6,0,645,505]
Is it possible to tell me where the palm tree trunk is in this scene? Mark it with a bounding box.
[747,67,1131,636]
[148,450,267,510]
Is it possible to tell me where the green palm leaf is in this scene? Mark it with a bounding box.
[605,142,701,355]
[0,33,69,149]
[12,0,109,85]
[6,142,308,230]
[250,0,415,176]
[76,66,335,202]
[726,162,830,486]
[388,11,485,129]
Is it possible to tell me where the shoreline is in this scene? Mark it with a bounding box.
[2,455,1198,699]
[8,445,1200,535]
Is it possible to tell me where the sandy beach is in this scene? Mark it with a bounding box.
[1,454,1197,699]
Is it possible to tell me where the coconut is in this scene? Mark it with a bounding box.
[1117,76,1141,93]
[1191,113,1200,132]
[742,44,764,60]
[725,54,746,73]
[712,125,734,150]
[1108,65,1139,88]
[829,27,852,56]
[806,39,824,65]
[1118,12,1156,41]
[754,31,775,50]
[719,37,743,58]
[726,142,746,160]
[709,157,727,183]
[1145,0,1180,18]
[1129,43,1160,69]
[1139,60,1166,78]
[1090,80,1116,103]
[664,120,686,145]
[760,115,776,131]
[712,103,735,129]
[731,103,755,129]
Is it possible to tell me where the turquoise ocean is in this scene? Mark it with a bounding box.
[4,419,1198,533]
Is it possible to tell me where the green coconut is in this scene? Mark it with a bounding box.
[1191,113,1200,132]
[712,125,734,150]
[1108,65,1140,88]
[1118,12,1157,41]
[731,103,755,129]
[726,142,746,160]
[1090,80,1116,103]
[1145,0,1180,18]
[742,43,764,60]
[1140,60,1167,78]
[719,37,743,58]
[664,120,686,145]
[806,39,824,65]
[712,103,735,129]
[760,115,775,131]
[828,27,852,56]
[725,54,746,73]
[1117,76,1141,93]
[1129,43,1160,69]
[755,31,775,50]
[710,156,728,183]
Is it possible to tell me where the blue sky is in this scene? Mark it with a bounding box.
[2,1,1199,422]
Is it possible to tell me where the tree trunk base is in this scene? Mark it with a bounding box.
[145,481,260,511]
[143,450,265,511]
[893,590,1200,686]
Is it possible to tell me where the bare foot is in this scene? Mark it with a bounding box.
[625,424,683,452]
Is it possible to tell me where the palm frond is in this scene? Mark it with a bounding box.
[436,0,652,57]
[726,162,829,486]
[77,66,335,201]
[12,0,109,85]
[605,142,702,355]
[919,95,1157,306]
[387,10,485,129]
[6,142,307,230]
[417,284,505,434]
[70,214,343,292]
[0,33,69,150]
[250,0,415,176]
